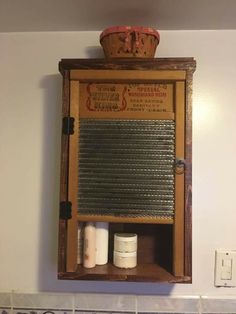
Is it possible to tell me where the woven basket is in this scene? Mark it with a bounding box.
[100,26,160,58]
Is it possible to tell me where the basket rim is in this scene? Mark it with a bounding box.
[100,25,160,42]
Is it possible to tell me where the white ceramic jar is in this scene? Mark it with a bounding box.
[113,251,137,268]
[114,233,137,253]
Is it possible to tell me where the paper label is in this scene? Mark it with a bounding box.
[79,83,173,119]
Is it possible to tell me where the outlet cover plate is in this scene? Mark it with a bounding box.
[215,249,236,287]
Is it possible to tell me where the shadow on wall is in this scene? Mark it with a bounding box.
[85,46,104,58]
[37,73,175,294]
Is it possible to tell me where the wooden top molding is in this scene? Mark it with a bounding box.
[59,58,196,75]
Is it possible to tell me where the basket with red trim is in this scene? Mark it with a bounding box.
[100,26,160,58]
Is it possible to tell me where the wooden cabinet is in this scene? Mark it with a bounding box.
[58,58,196,282]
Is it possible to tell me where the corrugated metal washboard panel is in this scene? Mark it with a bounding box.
[78,119,175,218]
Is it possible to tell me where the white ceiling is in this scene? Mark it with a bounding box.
[1,0,236,32]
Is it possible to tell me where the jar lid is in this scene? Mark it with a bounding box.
[114,233,137,242]
[100,26,160,42]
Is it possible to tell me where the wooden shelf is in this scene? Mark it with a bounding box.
[59,262,191,283]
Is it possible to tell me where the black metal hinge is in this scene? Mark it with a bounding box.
[60,201,72,220]
[62,117,74,135]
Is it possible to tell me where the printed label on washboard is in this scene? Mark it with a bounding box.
[79,83,173,119]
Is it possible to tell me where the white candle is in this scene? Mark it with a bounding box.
[96,222,109,265]
[83,222,96,268]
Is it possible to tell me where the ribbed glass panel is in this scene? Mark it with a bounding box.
[78,119,175,218]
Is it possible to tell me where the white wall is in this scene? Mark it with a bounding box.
[0,30,236,295]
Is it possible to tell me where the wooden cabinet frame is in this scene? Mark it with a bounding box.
[58,58,196,282]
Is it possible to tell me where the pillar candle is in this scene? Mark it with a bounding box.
[96,222,109,265]
[83,222,96,268]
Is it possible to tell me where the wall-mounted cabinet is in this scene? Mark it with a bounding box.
[58,58,196,282]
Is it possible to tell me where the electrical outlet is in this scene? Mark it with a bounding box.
[215,250,236,287]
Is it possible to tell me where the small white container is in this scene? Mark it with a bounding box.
[114,233,137,253]
[113,251,137,269]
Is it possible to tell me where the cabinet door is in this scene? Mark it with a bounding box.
[64,69,187,275]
